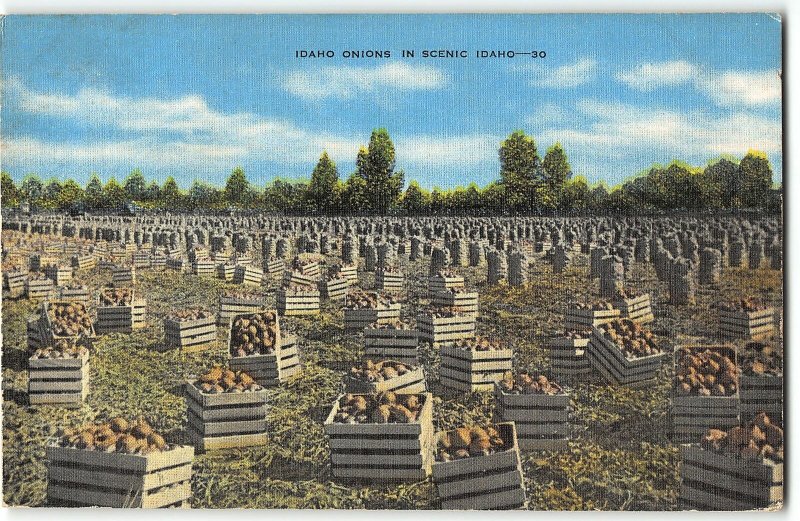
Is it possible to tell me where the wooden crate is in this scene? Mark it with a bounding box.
[111,266,136,285]
[587,326,668,387]
[719,308,775,340]
[344,304,402,331]
[233,265,264,287]
[166,257,187,273]
[185,381,268,452]
[417,313,476,346]
[344,362,427,394]
[216,263,236,281]
[217,295,265,327]
[439,344,513,392]
[550,336,591,377]
[319,277,349,301]
[430,290,479,317]
[264,259,285,278]
[193,259,215,277]
[151,255,167,270]
[46,444,194,508]
[428,275,465,295]
[28,350,89,407]
[613,293,654,324]
[132,251,151,269]
[96,298,147,334]
[565,307,620,330]
[282,270,316,287]
[164,315,217,352]
[339,264,358,283]
[44,265,73,286]
[679,444,782,511]
[26,278,55,301]
[56,285,91,305]
[494,387,570,450]
[364,327,420,364]
[4,270,27,298]
[276,289,321,316]
[297,260,321,278]
[40,301,97,343]
[740,374,782,424]
[27,317,46,351]
[228,334,302,386]
[431,422,526,510]
[324,392,434,483]
[71,254,97,271]
[375,271,404,292]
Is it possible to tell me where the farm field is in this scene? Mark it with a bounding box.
[1,215,784,510]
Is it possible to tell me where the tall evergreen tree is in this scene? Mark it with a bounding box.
[307,151,340,213]
[498,130,542,212]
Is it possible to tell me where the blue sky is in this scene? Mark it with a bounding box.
[1,14,782,190]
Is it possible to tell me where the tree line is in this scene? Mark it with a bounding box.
[0,128,779,215]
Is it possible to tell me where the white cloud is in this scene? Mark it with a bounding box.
[526,102,569,126]
[616,60,781,107]
[396,134,499,165]
[282,61,448,100]
[524,58,598,88]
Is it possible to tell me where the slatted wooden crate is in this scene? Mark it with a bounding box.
[431,422,526,510]
[212,251,232,264]
[28,349,89,407]
[679,444,783,511]
[216,263,237,281]
[417,313,476,346]
[264,258,285,278]
[44,265,73,286]
[132,251,151,269]
[112,266,136,285]
[96,297,147,334]
[428,275,465,295]
[228,334,302,386]
[344,304,402,331]
[185,380,268,452]
[4,270,27,298]
[672,346,740,442]
[27,277,55,301]
[46,444,194,508]
[30,254,57,272]
[439,344,513,392]
[233,264,264,287]
[587,326,668,388]
[550,336,591,377]
[613,293,654,324]
[28,317,46,351]
[40,301,97,343]
[296,260,321,278]
[150,254,167,270]
[276,289,321,316]
[494,386,570,450]
[232,253,253,266]
[324,392,434,483]
[166,257,187,273]
[193,259,216,277]
[344,361,427,394]
[56,285,91,305]
[188,248,210,263]
[319,277,349,300]
[740,374,782,424]
[564,306,620,330]
[164,315,217,352]
[282,270,316,287]
[431,289,479,317]
[71,254,97,271]
[217,295,265,327]
[364,326,420,364]
[375,271,404,292]
[719,308,775,340]
[339,264,358,283]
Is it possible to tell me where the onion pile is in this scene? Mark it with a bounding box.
[282,282,318,294]
[498,372,563,395]
[674,347,738,396]
[700,413,783,462]
[452,336,503,352]
[742,341,782,377]
[348,360,414,383]
[99,287,133,306]
[47,302,93,337]
[345,289,395,309]
[436,425,508,462]
[716,296,769,313]
[572,300,614,311]
[332,392,424,424]
[615,288,643,300]
[167,307,214,322]
[368,319,415,330]
[598,319,661,359]
[56,418,169,454]
[229,311,280,356]
[195,366,262,393]
[563,328,592,340]
[30,338,88,359]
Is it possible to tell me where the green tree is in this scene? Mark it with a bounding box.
[189,181,223,210]
[124,169,147,201]
[20,173,44,205]
[704,158,740,209]
[1,172,20,206]
[85,174,104,208]
[400,181,430,214]
[41,178,63,208]
[589,184,609,211]
[499,130,542,212]
[161,176,182,208]
[559,176,591,212]
[57,179,85,210]
[307,151,340,213]
[142,181,161,205]
[480,182,507,215]
[738,150,773,209]
[104,177,126,209]
[341,173,368,212]
[355,129,404,213]
[541,143,572,209]
[224,167,252,208]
